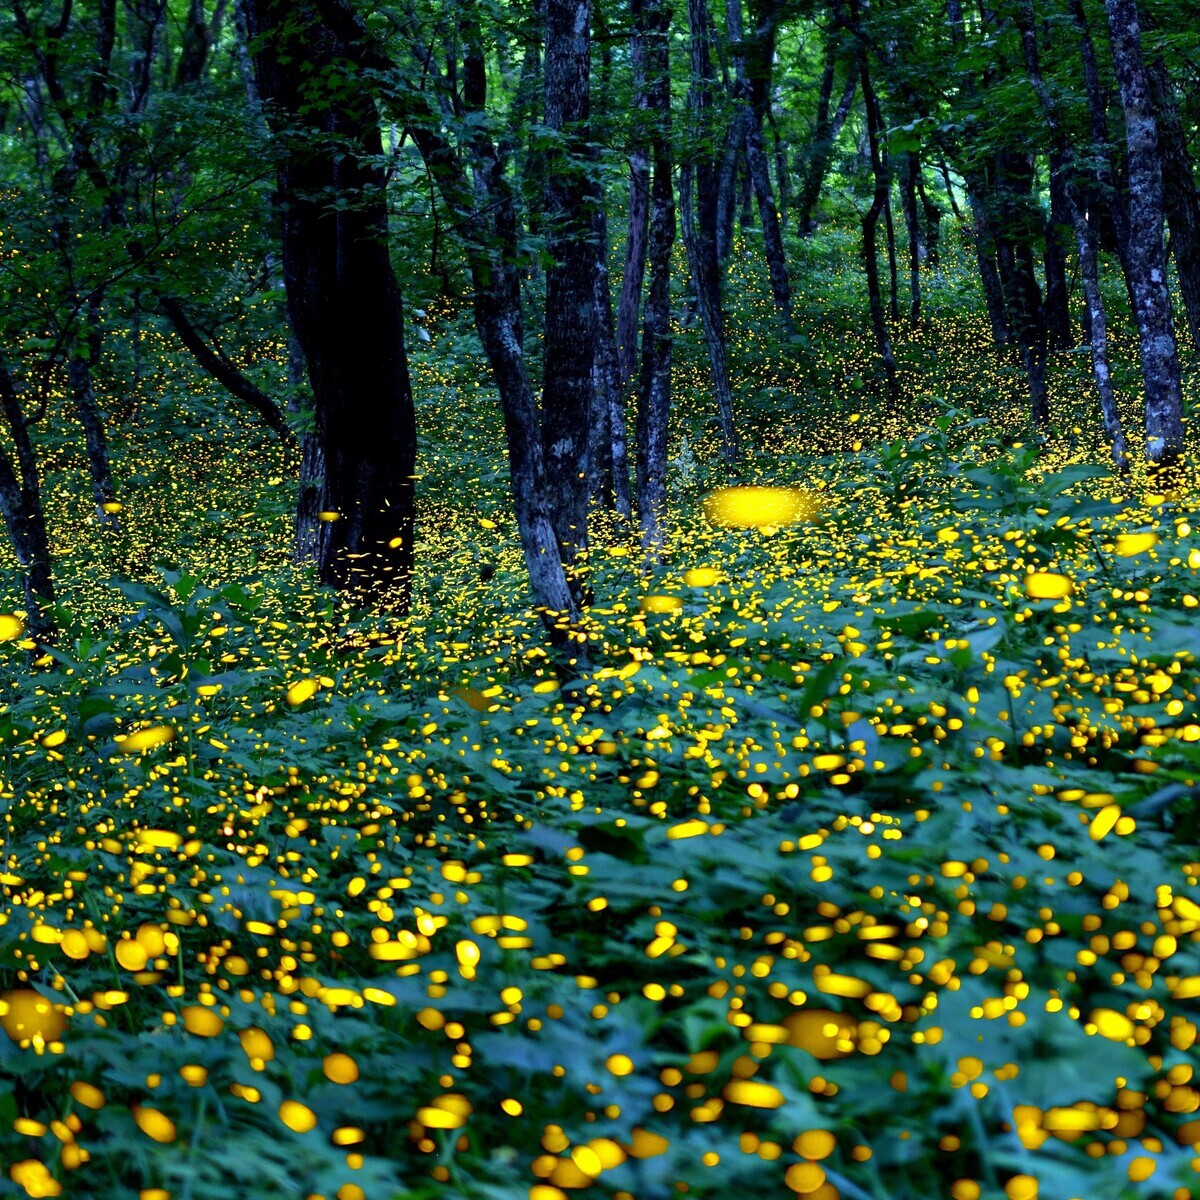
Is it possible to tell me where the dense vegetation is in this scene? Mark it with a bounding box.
[3,1,1200,1199]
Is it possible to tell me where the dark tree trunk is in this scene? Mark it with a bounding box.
[541,0,599,578]
[616,14,650,387]
[1104,0,1184,465]
[683,0,738,461]
[883,187,900,323]
[995,153,1049,429]
[245,0,418,607]
[938,158,963,220]
[858,58,900,405]
[917,170,942,270]
[1017,1,1127,468]
[398,0,579,632]
[1044,155,1074,352]
[728,0,793,330]
[0,356,55,645]
[68,346,119,525]
[797,64,856,236]
[158,295,293,440]
[1147,53,1200,355]
[716,107,749,262]
[592,208,631,518]
[966,180,1010,347]
[902,150,922,321]
[635,0,675,551]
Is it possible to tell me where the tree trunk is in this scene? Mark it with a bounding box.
[883,187,900,323]
[716,107,749,262]
[917,170,942,270]
[635,0,675,551]
[1044,155,1074,352]
[902,150,921,321]
[966,179,1010,347]
[1017,0,1128,469]
[727,0,792,329]
[0,356,55,645]
[591,208,631,518]
[541,0,599,580]
[858,58,900,405]
[616,14,650,387]
[683,0,738,461]
[994,153,1049,429]
[245,0,418,608]
[1104,0,1184,465]
[397,0,580,633]
[1147,53,1200,355]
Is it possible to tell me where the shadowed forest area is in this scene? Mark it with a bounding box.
[3,0,1200,1198]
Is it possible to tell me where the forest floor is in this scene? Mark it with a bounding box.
[1,229,1200,1200]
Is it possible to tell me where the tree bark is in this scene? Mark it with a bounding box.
[858,56,900,405]
[591,208,631,518]
[1044,155,1074,352]
[682,0,738,462]
[1147,52,1200,355]
[616,12,651,388]
[541,0,599,579]
[635,0,675,551]
[0,355,55,644]
[1017,0,1127,468]
[1104,0,1184,465]
[246,0,418,607]
[902,150,922,321]
[727,0,793,330]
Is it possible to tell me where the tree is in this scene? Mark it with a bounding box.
[244,0,418,607]
[1104,0,1184,465]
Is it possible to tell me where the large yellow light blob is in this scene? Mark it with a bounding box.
[703,486,821,528]
[1024,572,1073,600]
[119,725,174,754]
[0,990,67,1042]
[0,614,25,641]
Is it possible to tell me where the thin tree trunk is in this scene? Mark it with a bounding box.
[727,0,792,330]
[591,208,630,517]
[1017,0,1127,468]
[937,158,963,219]
[635,0,675,551]
[883,186,900,323]
[616,15,650,387]
[967,180,1009,347]
[716,107,749,262]
[1104,0,1184,465]
[397,0,580,632]
[683,0,738,461]
[902,150,921,321]
[1044,155,1073,352]
[1147,52,1200,354]
[917,170,941,270]
[158,294,293,440]
[0,356,55,644]
[859,57,900,405]
[541,0,599,580]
